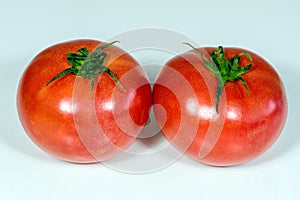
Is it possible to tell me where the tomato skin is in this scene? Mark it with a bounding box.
[17,39,151,163]
[153,47,288,166]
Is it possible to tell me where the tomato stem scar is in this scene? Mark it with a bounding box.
[183,43,253,113]
[46,41,126,92]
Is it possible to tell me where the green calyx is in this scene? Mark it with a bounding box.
[183,43,253,113]
[46,41,126,91]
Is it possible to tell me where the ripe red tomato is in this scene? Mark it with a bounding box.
[17,39,151,163]
[153,45,288,166]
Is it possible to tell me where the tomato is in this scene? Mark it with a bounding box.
[153,45,288,166]
[17,39,152,163]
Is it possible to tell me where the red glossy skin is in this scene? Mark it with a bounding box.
[153,47,288,166]
[17,39,151,163]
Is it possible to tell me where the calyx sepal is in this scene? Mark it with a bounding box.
[46,41,126,91]
[183,43,253,113]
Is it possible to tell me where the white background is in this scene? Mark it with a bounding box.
[1,0,300,199]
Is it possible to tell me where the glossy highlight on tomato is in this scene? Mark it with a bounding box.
[153,45,288,166]
[17,39,152,163]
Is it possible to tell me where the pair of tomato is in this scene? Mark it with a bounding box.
[17,39,287,166]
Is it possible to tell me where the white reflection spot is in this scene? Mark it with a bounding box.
[267,100,276,115]
[186,98,199,116]
[226,107,240,120]
[59,100,73,114]
[186,98,213,120]
[199,106,213,120]
[103,101,114,111]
